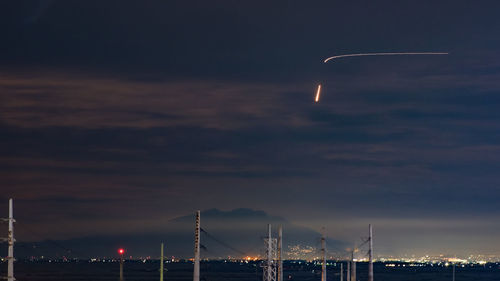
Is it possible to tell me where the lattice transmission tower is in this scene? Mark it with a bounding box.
[263,224,277,281]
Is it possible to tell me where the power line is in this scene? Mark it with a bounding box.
[200,228,248,256]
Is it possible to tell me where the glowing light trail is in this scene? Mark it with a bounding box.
[315,84,322,103]
[324,52,448,63]
[315,52,449,102]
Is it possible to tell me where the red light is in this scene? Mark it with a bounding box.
[118,248,125,255]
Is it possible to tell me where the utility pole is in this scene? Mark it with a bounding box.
[368,224,373,281]
[1,199,15,281]
[346,259,350,281]
[263,224,277,281]
[193,211,201,281]
[1,199,16,281]
[350,250,356,281]
[321,228,326,281]
[340,262,343,281]
[277,226,283,281]
[7,199,14,281]
[452,263,455,281]
[160,243,165,281]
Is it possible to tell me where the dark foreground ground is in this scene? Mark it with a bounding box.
[2,261,500,281]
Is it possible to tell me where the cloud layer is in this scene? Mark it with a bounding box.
[2,1,500,257]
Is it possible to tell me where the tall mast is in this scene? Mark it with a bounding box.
[267,224,272,281]
[277,226,283,281]
[7,199,14,281]
[193,210,200,281]
[119,250,124,281]
[452,263,455,281]
[340,262,343,281]
[263,224,276,281]
[368,224,373,281]
[321,229,326,281]
[351,250,356,281]
[346,259,350,281]
[160,243,164,281]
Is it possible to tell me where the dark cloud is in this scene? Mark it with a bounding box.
[23,0,55,24]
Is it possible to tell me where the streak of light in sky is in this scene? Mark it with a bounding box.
[324,52,449,63]
[315,52,449,102]
[315,84,321,103]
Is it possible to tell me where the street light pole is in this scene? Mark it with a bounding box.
[160,243,164,281]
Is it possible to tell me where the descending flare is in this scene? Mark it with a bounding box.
[315,84,321,102]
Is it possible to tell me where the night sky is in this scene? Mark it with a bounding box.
[2,1,500,257]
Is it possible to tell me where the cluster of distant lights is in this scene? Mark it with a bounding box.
[9,257,500,267]
[12,249,500,265]
[386,263,473,268]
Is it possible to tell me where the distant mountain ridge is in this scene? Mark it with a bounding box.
[8,208,347,259]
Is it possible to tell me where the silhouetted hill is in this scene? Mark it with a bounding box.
[8,208,347,259]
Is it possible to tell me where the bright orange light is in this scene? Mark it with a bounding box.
[315,84,321,102]
[118,248,125,255]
